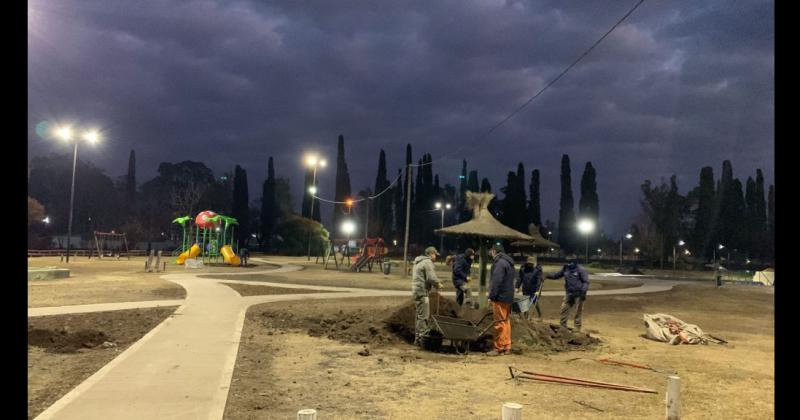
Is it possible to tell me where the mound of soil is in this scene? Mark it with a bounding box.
[384,292,600,353]
[28,327,111,353]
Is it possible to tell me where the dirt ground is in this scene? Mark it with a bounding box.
[224,283,773,419]
[28,307,178,419]
[27,257,270,307]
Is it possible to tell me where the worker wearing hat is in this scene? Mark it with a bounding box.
[516,255,544,321]
[412,246,444,347]
[547,255,590,331]
[451,248,477,308]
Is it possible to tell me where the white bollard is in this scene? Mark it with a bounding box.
[502,402,523,420]
[155,250,162,272]
[297,408,317,420]
[666,375,681,420]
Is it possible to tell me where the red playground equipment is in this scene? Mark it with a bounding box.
[350,238,388,272]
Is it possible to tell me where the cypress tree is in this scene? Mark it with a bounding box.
[767,184,774,260]
[125,150,136,210]
[393,168,403,239]
[501,171,517,228]
[691,167,716,260]
[467,170,479,193]
[515,163,527,232]
[481,178,492,193]
[579,162,599,221]
[373,149,390,239]
[715,160,735,249]
[528,169,542,231]
[730,178,746,251]
[458,160,468,222]
[232,165,250,247]
[744,176,758,257]
[414,158,424,244]
[260,157,277,251]
[558,154,576,254]
[332,135,352,234]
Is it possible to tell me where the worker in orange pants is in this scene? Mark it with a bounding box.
[487,243,514,356]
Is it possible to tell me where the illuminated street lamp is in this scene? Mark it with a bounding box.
[341,220,356,265]
[304,153,326,261]
[435,202,452,255]
[42,216,50,224]
[577,218,595,263]
[673,240,686,270]
[53,124,101,263]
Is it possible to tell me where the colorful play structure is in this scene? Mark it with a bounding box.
[172,210,242,266]
[349,237,388,272]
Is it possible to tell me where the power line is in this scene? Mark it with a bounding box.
[311,170,403,204]
[413,0,647,168]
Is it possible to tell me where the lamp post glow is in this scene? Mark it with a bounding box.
[304,153,326,261]
[341,220,355,266]
[435,202,451,255]
[53,125,100,263]
[673,240,686,270]
[577,218,595,264]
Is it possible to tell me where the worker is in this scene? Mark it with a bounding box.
[486,243,514,356]
[451,248,477,308]
[547,256,590,332]
[412,246,444,347]
[516,256,543,321]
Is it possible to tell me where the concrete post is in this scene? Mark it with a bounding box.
[502,402,523,420]
[666,375,681,420]
[146,250,155,273]
[156,250,162,272]
[297,408,317,420]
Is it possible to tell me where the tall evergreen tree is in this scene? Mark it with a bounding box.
[501,171,517,228]
[393,168,403,239]
[754,169,767,258]
[458,160,468,222]
[373,149,391,239]
[481,178,492,193]
[467,170,479,192]
[400,144,413,241]
[259,157,277,250]
[232,165,250,247]
[715,160,735,249]
[515,163,527,232]
[413,158,424,244]
[690,166,716,260]
[767,184,774,260]
[125,150,136,211]
[578,162,599,221]
[527,169,542,230]
[744,176,758,257]
[332,135,352,234]
[558,154,576,254]
[729,178,747,251]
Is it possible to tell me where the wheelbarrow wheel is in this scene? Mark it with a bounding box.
[452,340,470,355]
[421,330,443,352]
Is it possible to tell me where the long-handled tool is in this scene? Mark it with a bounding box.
[508,367,657,394]
[597,357,677,375]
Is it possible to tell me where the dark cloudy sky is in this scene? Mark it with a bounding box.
[28,0,774,237]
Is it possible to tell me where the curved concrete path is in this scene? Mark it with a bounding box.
[33,258,678,420]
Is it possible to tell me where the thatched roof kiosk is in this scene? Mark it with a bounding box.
[435,191,533,308]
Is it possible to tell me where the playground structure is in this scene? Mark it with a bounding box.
[89,231,131,260]
[172,211,242,266]
[349,238,388,272]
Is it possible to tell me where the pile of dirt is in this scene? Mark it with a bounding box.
[28,327,111,353]
[384,292,600,353]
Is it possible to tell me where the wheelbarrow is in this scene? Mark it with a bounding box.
[429,312,504,354]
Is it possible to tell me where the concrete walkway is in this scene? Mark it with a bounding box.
[33,258,677,420]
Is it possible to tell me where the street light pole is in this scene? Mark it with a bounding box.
[65,141,78,263]
[306,165,317,261]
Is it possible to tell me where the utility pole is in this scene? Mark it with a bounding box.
[364,198,370,239]
[403,164,413,277]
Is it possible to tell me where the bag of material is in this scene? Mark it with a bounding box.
[643,313,707,345]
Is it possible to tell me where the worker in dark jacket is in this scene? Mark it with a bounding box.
[516,256,543,321]
[451,248,476,308]
[486,243,515,356]
[547,257,590,331]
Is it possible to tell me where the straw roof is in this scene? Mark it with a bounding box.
[434,191,534,240]
[509,223,560,249]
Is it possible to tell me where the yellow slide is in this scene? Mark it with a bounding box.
[176,244,201,265]
[220,245,241,266]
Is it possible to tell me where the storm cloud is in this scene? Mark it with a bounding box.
[28,0,774,235]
